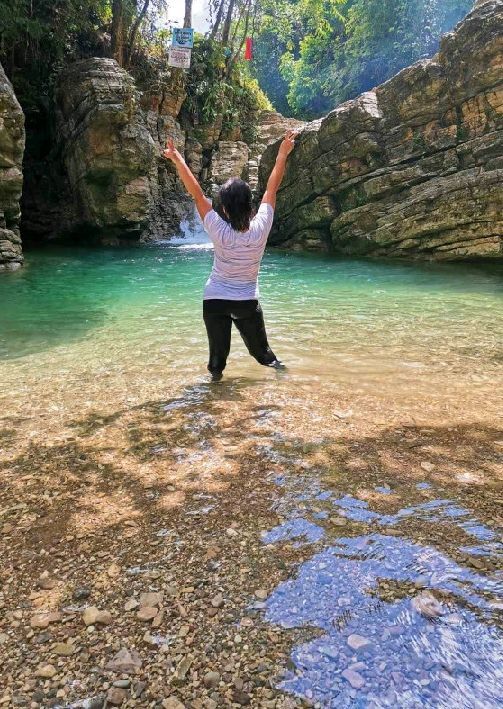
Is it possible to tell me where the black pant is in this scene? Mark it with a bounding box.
[203,299,277,374]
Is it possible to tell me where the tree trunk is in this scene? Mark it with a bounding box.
[184,0,193,28]
[126,0,150,66]
[221,0,236,46]
[227,0,253,75]
[111,0,124,66]
[210,0,226,40]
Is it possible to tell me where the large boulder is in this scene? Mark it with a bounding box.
[0,62,24,270]
[54,58,189,242]
[210,140,250,189]
[258,0,503,259]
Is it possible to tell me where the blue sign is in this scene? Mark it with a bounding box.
[172,28,194,49]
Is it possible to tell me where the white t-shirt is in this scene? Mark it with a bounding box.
[203,203,274,300]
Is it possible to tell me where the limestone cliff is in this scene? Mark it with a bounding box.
[259,0,503,260]
[0,62,24,270]
[53,58,189,242]
[24,59,298,245]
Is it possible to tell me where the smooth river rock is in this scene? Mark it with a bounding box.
[258,0,503,260]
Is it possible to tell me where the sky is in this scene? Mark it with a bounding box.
[167,0,211,32]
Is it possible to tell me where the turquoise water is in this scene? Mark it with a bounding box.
[1,242,502,374]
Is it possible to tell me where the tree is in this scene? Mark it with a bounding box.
[209,1,226,39]
[184,0,193,28]
[221,0,237,45]
[111,0,125,65]
[250,0,473,119]
[126,0,150,66]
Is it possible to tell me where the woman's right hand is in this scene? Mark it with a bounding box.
[278,130,297,159]
[162,137,181,162]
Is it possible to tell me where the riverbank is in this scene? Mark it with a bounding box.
[0,247,502,707]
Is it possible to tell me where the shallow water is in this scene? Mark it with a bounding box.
[1,228,502,385]
[260,464,503,707]
[0,223,502,707]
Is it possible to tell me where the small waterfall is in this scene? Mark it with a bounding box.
[159,207,213,249]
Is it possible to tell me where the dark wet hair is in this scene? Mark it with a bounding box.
[218,177,253,232]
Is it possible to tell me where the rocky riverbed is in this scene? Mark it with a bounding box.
[1,358,501,707]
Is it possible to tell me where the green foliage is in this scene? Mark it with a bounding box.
[252,0,473,119]
[183,35,271,143]
[0,0,109,109]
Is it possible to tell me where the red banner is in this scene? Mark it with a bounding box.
[245,37,253,61]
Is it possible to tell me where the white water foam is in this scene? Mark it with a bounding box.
[157,208,213,250]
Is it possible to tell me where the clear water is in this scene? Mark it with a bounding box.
[1,233,502,378]
[260,461,503,707]
[0,223,502,707]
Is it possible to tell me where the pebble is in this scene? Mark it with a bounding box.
[73,587,91,601]
[226,528,239,538]
[162,697,186,708]
[132,681,147,699]
[232,689,251,705]
[37,572,57,590]
[411,591,444,618]
[106,687,128,705]
[124,598,139,611]
[342,668,365,689]
[34,664,57,679]
[82,607,112,626]
[30,612,61,629]
[113,680,131,689]
[211,594,224,608]
[152,609,165,628]
[106,648,143,673]
[203,671,220,689]
[139,591,163,608]
[136,606,158,622]
[420,461,435,472]
[107,563,121,577]
[175,655,193,681]
[53,642,74,656]
[347,634,372,651]
[254,589,268,600]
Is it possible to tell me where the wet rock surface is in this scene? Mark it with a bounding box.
[259,1,503,260]
[0,61,25,271]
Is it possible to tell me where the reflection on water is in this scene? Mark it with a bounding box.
[261,475,503,707]
[265,534,502,708]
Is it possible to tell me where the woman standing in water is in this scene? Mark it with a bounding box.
[163,131,296,381]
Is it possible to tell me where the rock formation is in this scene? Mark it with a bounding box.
[53,58,189,243]
[259,0,503,260]
[0,62,25,271]
[23,60,300,247]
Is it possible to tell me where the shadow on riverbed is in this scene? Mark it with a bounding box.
[1,381,501,566]
[0,384,501,706]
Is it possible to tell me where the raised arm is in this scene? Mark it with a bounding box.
[163,138,212,221]
[261,131,296,209]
